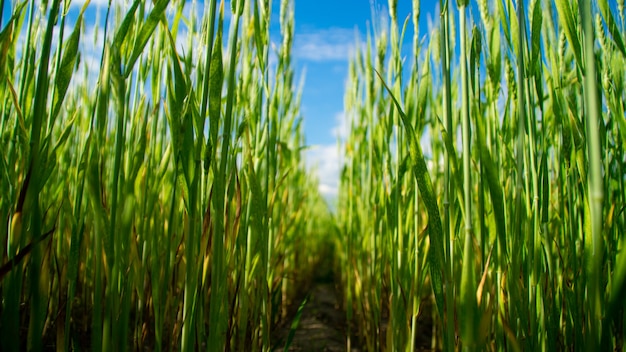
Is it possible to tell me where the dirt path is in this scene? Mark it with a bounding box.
[270,244,439,352]
[273,281,358,352]
[272,245,360,352]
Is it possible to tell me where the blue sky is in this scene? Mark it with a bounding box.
[288,0,440,198]
[292,1,437,145]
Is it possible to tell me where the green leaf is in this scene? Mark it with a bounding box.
[164,24,195,203]
[52,111,78,157]
[609,235,626,316]
[283,294,310,352]
[487,24,502,87]
[124,0,170,77]
[113,0,141,50]
[52,1,89,123]
[208,12,224,150]
[554,0,582,69]
[530,0,543,70]
[435,114,466,216]
[599,0,626,58]
[508,0,519,56]
[0,1,28,83]
[498,0,512,47]
[540,152,549,225]
[253,1,266,70]
[375,69,446,326]
[475,110,507,259]
[6,78,29,147]
[470,26,481,89]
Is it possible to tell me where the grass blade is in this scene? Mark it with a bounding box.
[374,69,446,335]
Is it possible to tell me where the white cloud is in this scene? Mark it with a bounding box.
[304,110,353,203]
[294,27,358,62]
[80,22,105,74]
[305,144,341,200]
[331,111,351,140]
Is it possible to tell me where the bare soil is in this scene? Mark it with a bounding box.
[272,281,359,352]
[271,257,436,352]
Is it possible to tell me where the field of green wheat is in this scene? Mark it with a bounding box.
[1,0,625,351]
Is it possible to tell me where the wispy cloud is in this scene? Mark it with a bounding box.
[78,22,105,79]
[294,27,358,62]
[331,111,350,140]
[305,111,351,203]
[306,143,341,199]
